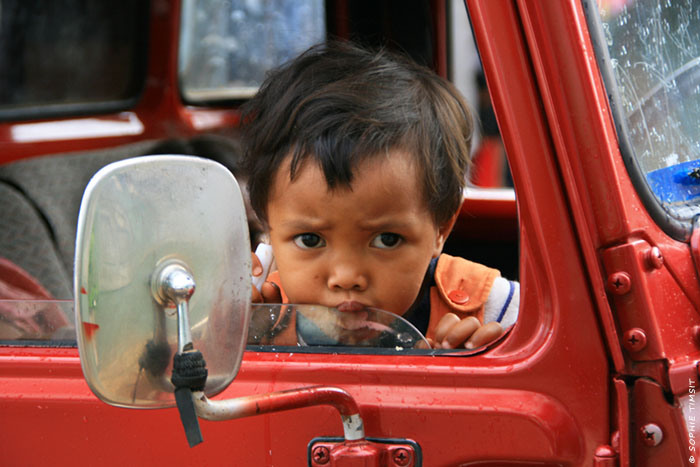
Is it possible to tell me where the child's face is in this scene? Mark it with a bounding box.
[266,149,454,316]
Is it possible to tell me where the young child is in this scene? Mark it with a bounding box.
[242,41,518,350]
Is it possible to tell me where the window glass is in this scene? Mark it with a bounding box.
[0,300,74,344]
[0,0,147,119]
[179,0,326,102]
[589,0,700,230]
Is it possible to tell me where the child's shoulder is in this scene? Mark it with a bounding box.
[434,254,519,327]
[434,253,500,313]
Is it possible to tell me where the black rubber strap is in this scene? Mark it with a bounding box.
[172,351,208,390]
[171,351,208,447]
[174,387,203,447]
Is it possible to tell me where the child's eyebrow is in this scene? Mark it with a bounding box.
[277,218,331,231]
[357,218,417,232]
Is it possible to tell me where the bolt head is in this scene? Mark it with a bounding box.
[392,447,411,466]
[645,247,664,270]
[607,272,631,295]
[640,423,663,447]
[312,445,330,465]
[623,328,647,352]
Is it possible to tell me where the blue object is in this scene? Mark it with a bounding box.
[646,159,700,203]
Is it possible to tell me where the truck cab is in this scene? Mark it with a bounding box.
[1,1,698,465]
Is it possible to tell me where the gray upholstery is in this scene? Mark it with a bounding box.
[0,182,72,299]
[0,140,168,298]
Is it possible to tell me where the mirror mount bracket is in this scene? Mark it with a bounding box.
[151,258,207,447]
[193,385,365,441]
[151,259,196,353]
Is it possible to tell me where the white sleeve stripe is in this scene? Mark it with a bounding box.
[483,277,520,329]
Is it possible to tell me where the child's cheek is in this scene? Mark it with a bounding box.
[387,275,427,316]
[278,268,320,304]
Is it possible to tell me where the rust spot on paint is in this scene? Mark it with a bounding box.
[82,322,99,339]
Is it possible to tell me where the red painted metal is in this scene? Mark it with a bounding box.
[470,138,508,187]
[631,379,689,466]
[430,0,448,78]
[513,2,700,464]
[0,345,600,464]
[593,445,617,467]
[327,441,383,467]
[612,377,630,466]
[669,361,700,397]
[454,190,518,241]
[602,239,699,367]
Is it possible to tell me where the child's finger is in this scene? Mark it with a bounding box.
[433,313,460,344]
[251,252,263,277]
[465,321,503,349]
[252,284,263,303]
[261,281,282,303]
[442,316,481,349]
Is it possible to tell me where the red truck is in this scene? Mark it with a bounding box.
[1,0,698,465]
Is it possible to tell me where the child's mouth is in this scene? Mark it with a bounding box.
[335,301,367,313]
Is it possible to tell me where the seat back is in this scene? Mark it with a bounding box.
[0,140,167,299]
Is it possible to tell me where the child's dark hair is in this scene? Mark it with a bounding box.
[241,41,473,226]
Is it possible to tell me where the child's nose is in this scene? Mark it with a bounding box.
[327,262,368,291]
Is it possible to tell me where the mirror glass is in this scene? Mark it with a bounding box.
[74,155,251,408]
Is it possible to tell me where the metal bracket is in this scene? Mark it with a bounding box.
[669,360,700,396]
[601,238,700,366]
[308,437,421,467]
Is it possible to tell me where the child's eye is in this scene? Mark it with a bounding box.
[293,233,326,249]
[370,232,402,249]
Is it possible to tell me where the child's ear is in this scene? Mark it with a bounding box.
[432,207,461,257]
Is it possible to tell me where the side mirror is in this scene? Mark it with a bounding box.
[73,155,402,458]
[74,155,251,408]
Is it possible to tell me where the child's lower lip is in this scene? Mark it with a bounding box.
[336,301,367,313]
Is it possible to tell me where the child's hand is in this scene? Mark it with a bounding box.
[429,313,503,349]
[251,252,281,303]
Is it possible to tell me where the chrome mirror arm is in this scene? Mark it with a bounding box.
[151,259,196,354]
[192,385,366,441]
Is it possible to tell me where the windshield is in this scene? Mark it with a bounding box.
[586,0,700,238]
[179,0,326,102]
